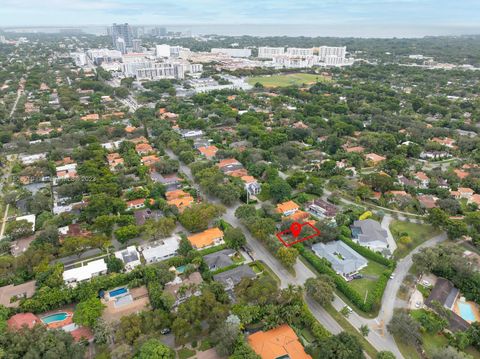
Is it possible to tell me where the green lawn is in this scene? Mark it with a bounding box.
[177,347,196,359]
[348,261,387,299]
[389,221,442,259]
[247,73,330,88]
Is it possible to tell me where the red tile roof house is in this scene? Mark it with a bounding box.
[7,313,41,330]
[451,188,474,200]
[415,171,429,188]
[469,194,480,207]
[417,195,438,209]
[126,198,146,210]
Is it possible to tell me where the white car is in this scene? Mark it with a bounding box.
[422,280,430,287]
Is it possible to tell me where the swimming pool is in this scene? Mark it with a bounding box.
[458,302,476,322]
[41,312,69,324]
[109,287,128,298]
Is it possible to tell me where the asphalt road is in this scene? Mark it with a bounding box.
[167,149,450,358]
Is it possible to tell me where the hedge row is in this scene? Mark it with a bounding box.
[298,303,331,340]
[299,245,392,313]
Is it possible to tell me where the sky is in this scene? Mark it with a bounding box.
[1,0,480,37]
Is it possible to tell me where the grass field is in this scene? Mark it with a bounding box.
[389,221,441,259]
[247,73,330,87]
[348,261,387,299]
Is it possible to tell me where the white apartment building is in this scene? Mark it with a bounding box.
[318,46,346,60]
[86,49,122,65]
[156,44,171,57]
[286,47,314,56]
[258,47,285,59]
[136,62,184,80]
[70,52,87,67]
[211,48,252,58]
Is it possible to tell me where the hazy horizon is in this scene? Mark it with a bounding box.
[1,0,480,38]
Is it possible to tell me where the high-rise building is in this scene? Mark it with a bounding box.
[116,37,126,54]
[318,46,346,60]
[286,47,314,57]
[132,39,142,52]
[211,48,252,58]
[258,47,285,59]
[110,23,133,48]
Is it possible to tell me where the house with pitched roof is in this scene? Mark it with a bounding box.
[276,201,300,217]
[312,241,367,280]
[187,227,224,249]
[351,219,391,255]
[248,324,312,359]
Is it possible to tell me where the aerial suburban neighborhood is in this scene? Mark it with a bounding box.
[1,3,480,359]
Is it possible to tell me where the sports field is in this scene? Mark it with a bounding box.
[247,73,330,88]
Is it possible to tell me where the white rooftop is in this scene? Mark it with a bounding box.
[16,214,36,231]
[63,259,107,283]
[141,236,180,263]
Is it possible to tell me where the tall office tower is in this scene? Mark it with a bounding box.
[116,37,126,54]
[110,23,133,47]
[132,39,142,52]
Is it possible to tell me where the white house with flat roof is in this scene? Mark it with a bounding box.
[114,246,141,271]
[16,214,36,232]
[140,236,180,264]
[63,259,107,287]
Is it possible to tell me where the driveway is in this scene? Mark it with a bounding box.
[381,215,397,253]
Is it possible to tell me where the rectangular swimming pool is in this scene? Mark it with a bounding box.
[458,302,476,322]
[109,287,128,298]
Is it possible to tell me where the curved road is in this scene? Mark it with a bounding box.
[168,151,449,358]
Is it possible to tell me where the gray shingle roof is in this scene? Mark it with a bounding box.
[351,219,388,246]
[312,241,367,275]
[203,249,235,270]
[213,264,256,288]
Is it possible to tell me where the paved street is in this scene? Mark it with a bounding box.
[165,144,451,358]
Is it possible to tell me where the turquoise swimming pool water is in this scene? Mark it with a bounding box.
[109,287,128,297]
[458,302,476,322]
[41,312,68,324]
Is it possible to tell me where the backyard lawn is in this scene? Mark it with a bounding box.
[247,73,330,88]
[348,261,387,299]
[389,221,442,259]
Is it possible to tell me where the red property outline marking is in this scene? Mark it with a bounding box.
[276,222,321,247]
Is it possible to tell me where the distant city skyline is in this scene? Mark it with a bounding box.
[1,0,480,38]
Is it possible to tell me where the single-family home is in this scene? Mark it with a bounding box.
[135,143,153,155]
[187,227,224,249]
[126,198,146,210]
[351,219,390,255]
[164,272,203,306]
[418,195,438,209]
[203,249,235,271]
[213,264,256,291]
[140,236,180,263]
[425,278,469,332]
[114,246,142,271]
[451,188,474,200]
[415,171,429,188]
[468,194,480,207]
[242,176,261,196]
[63,259,108,287]
[198,145,218,159]
[248,324,312,359]
[365,153,386,166]
[307,199,337,219]
[276,201,300,217]
[15,214,36,232]
[7,313,41,330]
[312,241,367,280]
